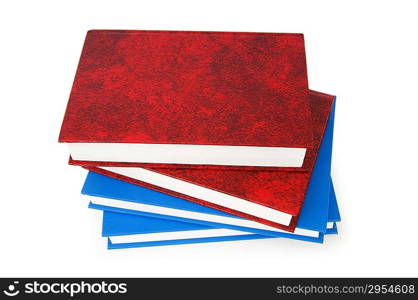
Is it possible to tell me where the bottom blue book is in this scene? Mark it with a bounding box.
[104,211,272,249]
[96,177,340,249]
[101,180,340,249]
[103,191,339,249]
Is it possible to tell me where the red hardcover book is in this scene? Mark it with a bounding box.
[76,90,334,231]
[60,30,312,169]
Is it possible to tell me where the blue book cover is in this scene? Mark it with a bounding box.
[84,100,337,243]
[103,196,340,249]
[103,211,271,249]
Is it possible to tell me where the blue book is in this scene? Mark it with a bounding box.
[103,193,339,249]
[103,211,271,249]
[84,100,337,244]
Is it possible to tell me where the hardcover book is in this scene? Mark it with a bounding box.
[59,29,312,168]
[80,91,336,231]
[103,211,270,249]
[103,206,339,249]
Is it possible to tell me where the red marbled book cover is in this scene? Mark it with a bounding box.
[77,90,334,232]
[60,30,312,169]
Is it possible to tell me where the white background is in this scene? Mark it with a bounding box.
[1,0,417,277]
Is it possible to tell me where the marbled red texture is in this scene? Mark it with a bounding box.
[77,90,334,231]
[59,30,312,153]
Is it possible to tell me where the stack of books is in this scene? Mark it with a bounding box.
[59,30,340,249]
